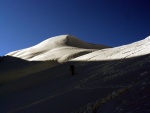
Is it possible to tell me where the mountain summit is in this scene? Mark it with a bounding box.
[6,35,109,62]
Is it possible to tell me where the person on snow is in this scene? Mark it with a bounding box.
[70,65,75,75]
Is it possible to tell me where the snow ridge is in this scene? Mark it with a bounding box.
[6,35,150,62]
[72,36,150,61]
[6,35,109,62]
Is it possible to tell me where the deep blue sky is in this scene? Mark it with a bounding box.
[0,0,150,55]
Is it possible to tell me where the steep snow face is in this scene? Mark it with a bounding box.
[6,35,109,62]
[72,36,150,61]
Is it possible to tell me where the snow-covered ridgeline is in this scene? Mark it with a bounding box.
[6,35,150,62]
[72,36,150,61]
[6,35,109,62]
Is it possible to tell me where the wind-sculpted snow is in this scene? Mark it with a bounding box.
[7,35,150,63]
[7,35,108,62]
[72,36,150,61]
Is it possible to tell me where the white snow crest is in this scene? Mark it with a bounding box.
[6,35,108,62]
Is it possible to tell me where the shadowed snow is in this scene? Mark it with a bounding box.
[1,35,150,113]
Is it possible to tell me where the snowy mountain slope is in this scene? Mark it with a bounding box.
[0,35,150,113]
[1,35,109,84]
[7,35,109,62]
[0,52,150,113]
[72,36,150,61]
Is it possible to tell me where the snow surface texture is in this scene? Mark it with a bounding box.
[72,36,150,61]
[7,35,109,63]
[7,35,150,63]
[0,35,150,113]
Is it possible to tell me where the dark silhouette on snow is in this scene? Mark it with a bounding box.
[70,65,75,75]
